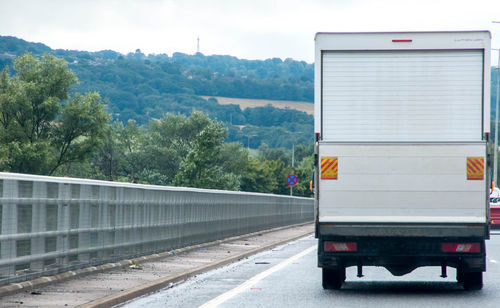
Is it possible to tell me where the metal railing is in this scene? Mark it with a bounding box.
[0,172,313,286]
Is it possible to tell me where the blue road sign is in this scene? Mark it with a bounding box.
[287,174,298,186]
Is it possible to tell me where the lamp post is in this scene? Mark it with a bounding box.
[494,48,500,188]
[492,20,500,188]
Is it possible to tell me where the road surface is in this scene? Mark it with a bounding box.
[123,232,500,308]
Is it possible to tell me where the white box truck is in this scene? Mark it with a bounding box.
[314,31,491,290]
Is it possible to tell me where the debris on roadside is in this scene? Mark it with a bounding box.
[129,260,142,270]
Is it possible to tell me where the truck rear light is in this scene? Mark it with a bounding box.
[324,241,357,252]
[441,243,481,253]
[392,39,412,42]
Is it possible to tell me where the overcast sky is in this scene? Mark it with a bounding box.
[1,0,500,63]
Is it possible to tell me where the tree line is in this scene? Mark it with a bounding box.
[70,54,313,125]
[0,53,313,197]
[0,36,313,112]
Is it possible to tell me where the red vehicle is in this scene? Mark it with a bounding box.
[490,197,500,228]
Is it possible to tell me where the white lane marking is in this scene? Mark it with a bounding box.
[199,244,317,308]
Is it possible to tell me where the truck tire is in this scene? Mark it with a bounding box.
[463,272,483,290]
[322,267,345,290]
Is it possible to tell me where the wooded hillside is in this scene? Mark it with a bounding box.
[0,36,314,149]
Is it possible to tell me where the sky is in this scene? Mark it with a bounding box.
[1,0,500,64]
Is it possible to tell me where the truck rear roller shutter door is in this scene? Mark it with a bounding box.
[321,50,484,142]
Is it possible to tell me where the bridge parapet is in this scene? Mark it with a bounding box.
[0,172,313,286]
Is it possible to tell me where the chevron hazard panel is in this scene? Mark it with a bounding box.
[321,157,338,180]
[467,157,484,180]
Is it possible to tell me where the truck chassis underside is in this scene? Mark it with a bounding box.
[318,235,486,290]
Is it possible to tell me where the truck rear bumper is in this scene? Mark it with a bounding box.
[319,223,489,238]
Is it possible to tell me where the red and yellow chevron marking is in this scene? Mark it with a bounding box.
[321,157,338,180]
[467,157,484,181]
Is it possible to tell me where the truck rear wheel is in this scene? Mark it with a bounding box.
[463,272,483,290]
[322,267,345,290]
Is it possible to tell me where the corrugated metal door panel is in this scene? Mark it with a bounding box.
[321,50,483,142]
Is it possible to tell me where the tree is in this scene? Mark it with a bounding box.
[219,142,249,176]
[174,115,240,190]
[114,119,145,183]
[293,144,314,164]
[266,159,292,195]
[50,92,109,174]
[0,53,109,175]
[258,144,291,166]
[89,124,119,181]
[139,111,216,185]
[241,158,278,193]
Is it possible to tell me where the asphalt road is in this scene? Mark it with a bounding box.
[122,231,500,308]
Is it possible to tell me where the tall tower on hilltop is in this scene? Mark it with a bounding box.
[197,36,200,53]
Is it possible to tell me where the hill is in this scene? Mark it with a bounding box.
[0,36,314,149]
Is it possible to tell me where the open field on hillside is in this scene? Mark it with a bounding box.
[202,96,314,115]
